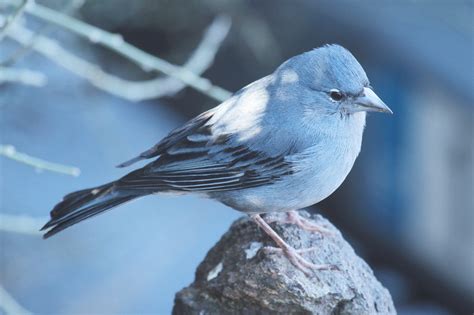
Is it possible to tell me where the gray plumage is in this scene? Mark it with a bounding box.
[42,44,391,238]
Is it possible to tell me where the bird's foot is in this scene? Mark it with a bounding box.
[266,210,333,235]
[262,246,338,275]
[287,210,334,234]
[251,213,337,275]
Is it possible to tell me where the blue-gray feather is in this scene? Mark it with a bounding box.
[43,44,386,238]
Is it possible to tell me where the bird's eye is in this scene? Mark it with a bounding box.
[329,89,344,101]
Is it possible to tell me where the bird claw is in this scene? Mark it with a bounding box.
[262,246,339,274]
[266,211,334,235]
[251,214,338,276]
[289,211,334,235]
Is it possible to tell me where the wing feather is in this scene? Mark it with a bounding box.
[116,142,293,193]
[117,110,214,168]
[116,105,294,193]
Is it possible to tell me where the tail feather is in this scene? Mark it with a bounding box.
[48,183,112,221]
[42,182,138,239]
[43,195,135,239]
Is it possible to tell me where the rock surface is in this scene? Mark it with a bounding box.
[173,211,395,314]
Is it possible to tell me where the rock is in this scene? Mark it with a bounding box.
[173,211,396,314]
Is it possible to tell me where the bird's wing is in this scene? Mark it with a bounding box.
[115,124,294,193]
[117,110,215,168]
[115,75,296,192]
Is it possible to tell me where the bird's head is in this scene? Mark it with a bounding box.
[275,44,392,116]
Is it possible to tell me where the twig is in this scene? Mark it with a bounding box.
[0,144,80,176]
[4,18,229,101]
[1,0,86,66]
[0,66,47,86]
[0,0,30,42]
[24,2,232,102]
[143,15,232,99]
[4,15,230,101]
[0,284,32,315]
[0,213,45,235]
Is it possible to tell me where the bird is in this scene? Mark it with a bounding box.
[41,44,392,274]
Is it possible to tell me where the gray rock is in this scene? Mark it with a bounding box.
[173,211,396,314]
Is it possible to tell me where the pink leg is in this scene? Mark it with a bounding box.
[251,214,336,275]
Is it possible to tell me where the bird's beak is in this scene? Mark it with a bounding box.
[354,87,392,114]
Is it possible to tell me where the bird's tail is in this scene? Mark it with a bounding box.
[41,182,137,239]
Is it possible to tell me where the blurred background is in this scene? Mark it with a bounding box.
[0,0,473,314]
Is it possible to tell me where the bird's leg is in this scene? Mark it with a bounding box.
[250,214,335,275]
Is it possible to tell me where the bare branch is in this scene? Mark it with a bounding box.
[4,15,230,101]
[0,144,80,176]
[0,283,32,315]
[0,213,45,235]
[1,0,86,66]
[0,0,30,42]
[143,15,232,99]
[24,2,233,102]
[0,66,47,86]
[4,17,229,101]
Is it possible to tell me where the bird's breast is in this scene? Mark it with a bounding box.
[286,135,361,207]
[288,112,366,207]
[213,113,365,213]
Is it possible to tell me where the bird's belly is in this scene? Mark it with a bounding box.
[213,141,360,213]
